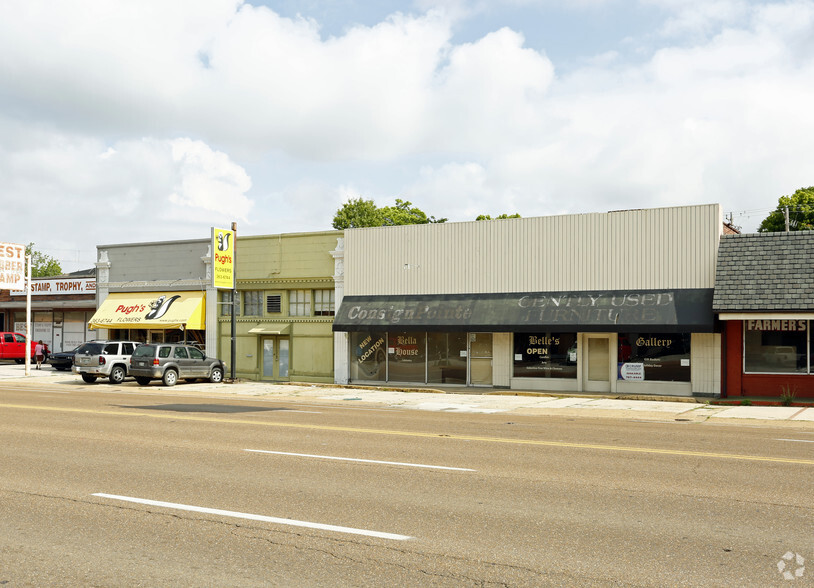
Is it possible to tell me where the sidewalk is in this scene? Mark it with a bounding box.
[1,361,813,426]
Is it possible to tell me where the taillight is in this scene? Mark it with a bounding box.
[98,356,106,365]
[153,359,160,365]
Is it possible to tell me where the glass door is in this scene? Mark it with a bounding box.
[583,334,611,392]
[468,333,493,386]
[262,336,290,381]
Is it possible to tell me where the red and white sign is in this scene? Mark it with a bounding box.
[11,278,95,296]
[0,242,26,290]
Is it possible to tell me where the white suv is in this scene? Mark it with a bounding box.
[73,340,141,384]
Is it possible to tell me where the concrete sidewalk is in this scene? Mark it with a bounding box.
[1,361,813,425]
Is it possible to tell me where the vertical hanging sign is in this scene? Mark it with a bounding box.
[211,227,235,289]
[0,242,26,290]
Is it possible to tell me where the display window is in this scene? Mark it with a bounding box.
[427,332,467,385]
[743,320,808,374]
[350,331,387,381]
[513,332,577,379]
[387,331,426,383]
[617,333,691,382]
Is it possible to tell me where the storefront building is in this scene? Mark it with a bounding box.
[0,270,96,352]
[91,240,217,354]
[219,231,341,383]
[333,204,724,397]
[714,231,814,399]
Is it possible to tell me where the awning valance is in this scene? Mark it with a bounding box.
[89,291,206,330]
[248,324,291,335]
[333,289,714,333]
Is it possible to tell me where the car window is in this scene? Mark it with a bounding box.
[122,343,135,355]
[4,334,14,343]
[173,347,189,359]
[103,343,118,354]
[14,334,25,343]
[132,345,155,358]
[79,343,104,354]
[158,346,172,358]
[189,348,205,360]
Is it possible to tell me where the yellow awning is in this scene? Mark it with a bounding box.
[89,291,206,330]
[248,324,291,335]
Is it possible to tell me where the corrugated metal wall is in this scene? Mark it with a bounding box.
[345,204,722,295]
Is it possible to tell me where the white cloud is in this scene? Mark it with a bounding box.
[1,0,814,266]
[0,125,252,265]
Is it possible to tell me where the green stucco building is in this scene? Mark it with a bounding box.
[218,231,342,382]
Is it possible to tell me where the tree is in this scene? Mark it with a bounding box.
[332,198,383,229]
[332,198,446,229]
[25,243,62,277]
[476,213,522,221]
[758,187,814,232]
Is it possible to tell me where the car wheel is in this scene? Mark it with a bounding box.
[162,369,178,386]
[81,374,97,383]
[135,377,151,386]
[209,367,224,383]
[109,365,126,384]
[15,358,23,364]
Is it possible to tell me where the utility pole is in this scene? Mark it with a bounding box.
[230,221,237,381]
[784,206,790,232]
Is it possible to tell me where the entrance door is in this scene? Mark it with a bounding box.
[262,337,290,381]
[468,333,493,386]
[583,334,612,393]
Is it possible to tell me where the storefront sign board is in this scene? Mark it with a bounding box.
[0,242,26,290]
[212,227,235,289]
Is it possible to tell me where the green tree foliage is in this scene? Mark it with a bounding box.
[332,198,382,229]
[332,198,446,229]
[758,187,814,232]
[475,213,522,221]
[25,243,63,277]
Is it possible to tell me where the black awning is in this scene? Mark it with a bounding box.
[333,289,714,333]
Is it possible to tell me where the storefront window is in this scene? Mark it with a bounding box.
[388,331,426,383]
[221,291,239,316]
[618,333,691,382]
[289,290,311,316]
[744,320,807,374]
[314,289,335,316]
[427,332,467,385]
[513,333,577,379]
[243,291,263,316]
[350,331,387,381]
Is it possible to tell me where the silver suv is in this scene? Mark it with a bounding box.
[129,343,225,387]
[73,340,141,384]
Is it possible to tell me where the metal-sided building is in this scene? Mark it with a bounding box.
[333,204,724,397]
[91,240,216,353]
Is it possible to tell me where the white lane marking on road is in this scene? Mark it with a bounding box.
[775,438,814,443]
[245,449,476,471]
[92,493,412,540]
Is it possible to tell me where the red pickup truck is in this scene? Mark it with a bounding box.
[0,332,48,363]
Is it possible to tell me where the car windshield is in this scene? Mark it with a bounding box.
[132,345,156,358]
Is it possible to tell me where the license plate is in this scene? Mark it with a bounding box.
[138,361,146,366]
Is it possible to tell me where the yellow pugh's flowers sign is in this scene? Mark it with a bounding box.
[212,227,235,289]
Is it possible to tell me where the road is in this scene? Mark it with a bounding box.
[1,382,813,586]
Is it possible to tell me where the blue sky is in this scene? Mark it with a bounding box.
[1,0,812,271]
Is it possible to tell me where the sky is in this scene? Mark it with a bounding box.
[2,0,813,273]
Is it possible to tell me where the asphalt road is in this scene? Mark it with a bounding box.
[1,382,813,586]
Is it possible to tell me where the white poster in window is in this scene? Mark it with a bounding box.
[620,362,645,381]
